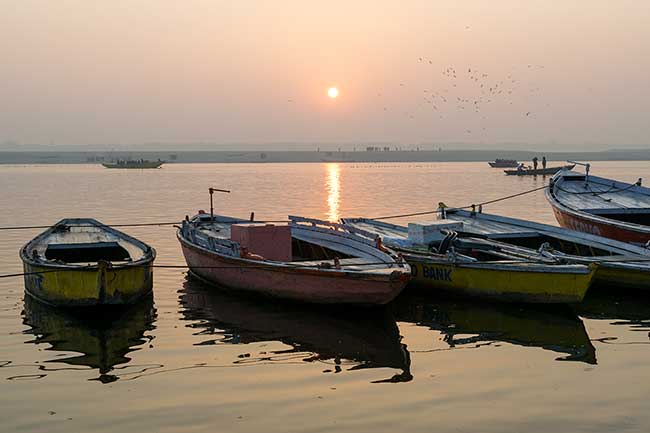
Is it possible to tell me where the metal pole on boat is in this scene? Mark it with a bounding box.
[567,160,590,184]
[209,187,231,221]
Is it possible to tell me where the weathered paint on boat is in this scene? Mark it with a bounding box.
[591,262,650,290]
[549,198,650,244]
[22,261,153,306]
[178,232,409,305]
[546,171,650,245]
[20,219,155,307]
[406,256,595,303]
[551,204,644,243]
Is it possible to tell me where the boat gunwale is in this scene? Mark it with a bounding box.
[176,228,410,280]
[445,208,650,256]
[340,219,596,275]
[547,172,650,235]
[400,253,596,274]
[19,218,156,270]
[343,216,634,276]
[555,172,650,198]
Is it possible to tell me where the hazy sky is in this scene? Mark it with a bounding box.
[1,1,649,149]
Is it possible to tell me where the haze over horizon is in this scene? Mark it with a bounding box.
[2,1,649,150]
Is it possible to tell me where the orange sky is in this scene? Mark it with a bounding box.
[1,1,648,149]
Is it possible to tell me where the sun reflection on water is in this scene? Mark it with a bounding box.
[325,163,341,222]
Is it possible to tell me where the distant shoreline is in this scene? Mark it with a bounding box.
[1,149,649,164]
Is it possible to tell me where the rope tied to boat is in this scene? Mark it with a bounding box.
[0,185,551,230]
[370,184,550,221]
[0,261,406,279]
[553,181,640,197]
[0,221,184,231]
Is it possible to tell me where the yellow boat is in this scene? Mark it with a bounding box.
[405,254,596,303]
[436,208,650,292]
[20,218,155,307]
[342,218,597,303]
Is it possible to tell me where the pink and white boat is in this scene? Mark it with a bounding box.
[177,213,411,305]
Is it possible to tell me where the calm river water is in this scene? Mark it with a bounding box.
[2,161,650,433]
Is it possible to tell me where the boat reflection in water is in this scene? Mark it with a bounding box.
[22,294,156,383]
[392,292,597,364]
[577,288,650,327]
[179,277,412,383]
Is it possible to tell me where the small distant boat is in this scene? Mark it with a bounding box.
[20,219,155,307]
[488,158,519,168]
[177,213,410,305]
[102,160,164,169]
[547,169,650,245]
[504,164,574,176]
[436,207,650,291]
[341,218,596,303]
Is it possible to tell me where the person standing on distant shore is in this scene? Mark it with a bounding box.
[542,156,547,170]
[532,156,539,171]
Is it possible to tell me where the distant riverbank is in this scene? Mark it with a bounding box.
[1,149,649,164]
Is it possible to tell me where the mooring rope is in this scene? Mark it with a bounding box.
[0,219,296,231]
[473,184,550,207]
[553,181,639,197]
[370,184,549,221]
[0,221,183,231]
[0,185,551,230]
[0,269,69,279]
[0,261,406,279]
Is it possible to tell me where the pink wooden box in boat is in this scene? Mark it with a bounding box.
[230,223,292,261]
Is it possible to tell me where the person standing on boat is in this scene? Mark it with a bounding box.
[532,156,539,171]
[542,156,547,170]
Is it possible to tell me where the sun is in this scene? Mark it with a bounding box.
[327,87,339,99]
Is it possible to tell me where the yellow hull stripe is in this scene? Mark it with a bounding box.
[23,262,153,306]
[409,262,593,303]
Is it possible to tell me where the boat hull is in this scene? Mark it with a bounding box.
[22,259,154,307]
[489,162,518,168]
[102,162,163,169]
[594,263,650,291]
[549,199,650,245]
[178,234,408,305]
[436,209,650,291]
[546,171,650,245]
[406,258,595,303]
[504,164,575,176]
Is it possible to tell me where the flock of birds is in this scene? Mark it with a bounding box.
[284,56,549,137]
[375,59,548,135]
